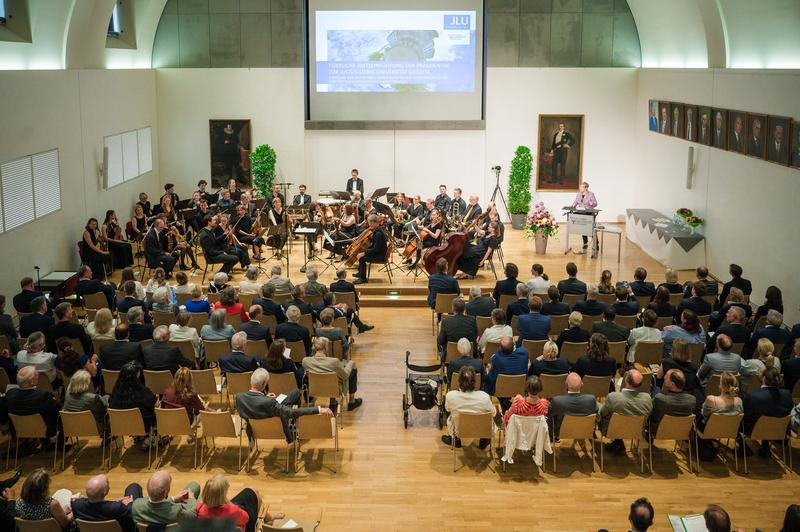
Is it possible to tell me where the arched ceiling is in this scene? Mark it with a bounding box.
[0,0,798,70]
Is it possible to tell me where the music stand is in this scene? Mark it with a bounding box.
[274,182,293,271]
[330,190,352,201]
[369,187,390,201]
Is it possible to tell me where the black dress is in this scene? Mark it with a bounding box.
[83,230,112,277]
[458,234,499,276]
[422,221,443,249]
[268,208,287,249]
[105,224,134,269]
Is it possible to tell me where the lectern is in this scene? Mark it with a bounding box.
[562,207,601,258]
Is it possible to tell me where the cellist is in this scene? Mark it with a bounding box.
[352,215,387,285]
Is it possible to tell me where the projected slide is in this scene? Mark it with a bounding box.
[315,10,477,93]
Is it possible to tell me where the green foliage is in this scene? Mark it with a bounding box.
[508,145,533,214]
[249,144,277,198]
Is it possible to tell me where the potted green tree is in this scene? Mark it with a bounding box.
[508,145,533,229]
[249,144,277,198]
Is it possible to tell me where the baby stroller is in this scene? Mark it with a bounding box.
[402,350,446,429]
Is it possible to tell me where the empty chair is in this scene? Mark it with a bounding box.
[285,340,307,365]
[521,339,547,361]
[169,340,198,364]
[102,369,120,395]
[295,414,339,473]
[497,294,516,313]
[226,371,254,408]
[152,311,174,329]
[697,314,711,331]
[539,374,568,399]
[75,519,124,532]
[259,314,278,336]
[59,410,105,470]
[190,369,222,405]
[608,341,627,365]
[203,339,230,367]
[600,414,647,472]
[562,293,585,306]
[307,371,345,421]
[245,340,268,358]
[143,370,173,396]
[432,293,459,334]
[548,315,569,339]
[107,408,152,469]
[634,341,663,366]
[493,374,526,401]
[501,414,552,472]
[267,372,298,397]
[581,375,613,400]
[197,410,242,469]
[244,417,293,473]
[7,413,55,471]
[483,341,501,364]
[225,312,243,331]
[476,316,493,338]
[154,407,197,468]
[742,415,792,474]
[553,413,597,473]
[695,413,744,471]
[648,414,695,473]
[188,312,209,331]
[655,316,674,330]
[298,314,314,338]
[687,342,704,367]
[561,342,588,364]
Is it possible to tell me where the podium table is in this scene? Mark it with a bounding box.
[562,207,601,258]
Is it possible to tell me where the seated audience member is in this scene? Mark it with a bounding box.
[447,338,484,384]
[612,285,640,316]
[280,285,313,317]
[465,286,494,318]
[599,370,653,453]
[649,369,695,433]
[0,297,19,356]
[658,268,684,294]
[428,258,461,310]
[541,285,570,316]
[516,296,551,347]
[492,262,521,305]
[219,332,259,375]
[15,468,73,529]
[683,265,718,299]
[116,281,150,319]
[0,348,17,384]
[47,302,91,355]
[145,267,170,295]
[76,264,116,308]
[150,287,177,315]
[741,338,780,390]
[549,372,597,437]
[127,307,155,343]
[108,362,157,448]
[253,283,287,324]
[316,308,349,359]
[505,283,531,324]
[503,375,548,426]
[214,287,250,323]
[238,266,262,295]
[302,267,328,297]
[441,366,496,449]
[574,334,616,380]
[168,310,201,358]
[629,267,656,300]
[700,371,743,430]
[742,367,793,457]
[262,340,303,388]
[87,308,115,342]
[479,308,512,353]
[698,334,742,386]
[71,474,142,532]
[555,311,591,351]
[485,336,528,404]
[208,272,231,294]
[197,474,274,532]
[56,337,98,381]
[572,284,605,316]
[15,332,58,382]
[100,324,143,371]
[237,368,332,442]
[184,285,211,315]
[748,309,791,355]
[143,325,194,373]
[330,267,359,304]
[657,338,699,393]
[317,291,372,333]
[265,265,294,295]
[63,369,108,430]
[708,306,751,353]
[120,267,146,299]
[703,504,739,532]
[676,281,712,319]
[782,338,800,395]
[162,367,207,423]
[529,340,570,377]
[662,309,706,357]
[597,269,615,295]
[19,296,53,340]
[719,263,752,306]
[275,305,312,357]
[646,286,676,318]
[201,309,236,343]
[132,470,200,526]
[0,366,60,442]
[592,307,630,342]
[627,498,655,532]
[13,276,44,313]
[302,337,363,411]
[752,285,783,326]
[437,298,478,357]
[627,309,662,364]
[241,305,273,345]
[526,263,551,295]
[715,287,752,327]
[172,271,195,296]
[557,262,587,297]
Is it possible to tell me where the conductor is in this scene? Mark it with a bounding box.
[353,215,387,285]
[346,169,364,195]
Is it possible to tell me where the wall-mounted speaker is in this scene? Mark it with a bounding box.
[686,146,694,189]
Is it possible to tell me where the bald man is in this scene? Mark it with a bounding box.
[131,470,199,526]
[599,370,653,453]
[549,373,598,437]
[72,474,142,532]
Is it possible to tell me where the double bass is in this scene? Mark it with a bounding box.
[422,211,489,275]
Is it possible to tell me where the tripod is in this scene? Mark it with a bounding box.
[489,166,510,222]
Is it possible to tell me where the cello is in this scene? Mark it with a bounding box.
[422,211,489,275]
[343,228,374,267]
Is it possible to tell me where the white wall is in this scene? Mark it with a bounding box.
[634,68,800,323]
[0,69,159,311]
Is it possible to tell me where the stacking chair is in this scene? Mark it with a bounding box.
[239,292,255,309]
[497,294,517,314]
[697,314,711,332]
[332,316,350,338]
[304,294,323,307]
[539,374,568,399]
[451,412,495,472]
[329,339,345,361]
[597,293,616,305]
[207,292,221,305]
[75,519,124,532]
[634,341,663,366]
[600,414,647,472]
[285,340,308,364]
[648,414,695,473]
[154,407,197,468]
[191,368,222,406]
[197,410,242,469]
[7,413,56,470]
[153,311,174,329]
[15,517,62,532]
[245,340,268,358]
[741,415,792,474]
[188,312,209,331]
[655,316,674,330]
[608,341,627,365]
[668,293,684,307]
[582,312,603,329]
[482,341,501,364]
[225,312,243,331]
[510,315,520,337]
[226,371,254,410]
[730,342,745,356]
[92,339,114,358]
[331,290,357,313]
[267,372,298,396]
[169,340,198,365]
[560,342,588,364]
[107,408,152,469]
[143,370,174,396]
[295,414,339,473]
[102,369,120,395]
[548,314,569,339]
[37,372,57,396]
[687,342,704,366]
[204,339,230,367]
[259,313,278,336]
[445,342,463,364]
[521,339,547,361]
[553,413,596,472]
[244,416,293,473]
[562,293,585,306]
[581,375,612,400]
[299,314,314,338]
[476,316,493,338]
[307,371,346,425]
[83,291,110,311]
[175,292,193,306]
[493,374,526,402]
[616,315,638,330]
[59,410,105,470]
[432,293,459,334]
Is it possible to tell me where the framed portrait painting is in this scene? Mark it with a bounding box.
[745,113,767,159]
[727,111,746,154]
[536,114,584,192]
[684,105,698,142]
[648,100,659,132]
[766,115,791,166]
[669,103,683,138]
[711,108,727,149]
[657,102,671,135]
[791,120,800,170]
[697,106,712,146]
[209,119,252,189]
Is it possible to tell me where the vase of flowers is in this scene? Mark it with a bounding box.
[685,215,704,235]
[523,201,559,255]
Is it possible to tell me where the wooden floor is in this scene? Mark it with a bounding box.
[19,226,799,530]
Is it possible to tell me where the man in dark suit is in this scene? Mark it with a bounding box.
[541,286,570,316]
[75,265,116,308]
[729,114,745,153]
[47,302,91,355]
[19,296,54,339]
[572,284,605,316]
[549,121,574,183]
[143,218,177,277]
[612,286,640,316]
[427,257,460,309]
[253,284,286,324]
[649,369,695,434]
[13,277,44,314]
[713,110,726,148]
[116,281,151,322]
[219,332,260,375]
[292,184,312,206]
[71,474,141,532]
[742,367,793,456]
[345,169,364,195]
[557,262,587,298]
[719,263,752,306]
[485,337,528,408]
[280,286,314,316]
[198,214,239,275]
[330,268,359,307]
[465,286,494,318]
[767,124,788,162]
[462,195,482,224]
[782,338,800,395]
[0,366,60,439]
[240,306,273,346]
[676,282,712,320]
[592,308,630,343]
[437,298,477,359]
[629,267,656,300]
[505,283,530,325]
[707,306,750,353]
[748,117,763,156]
[142,326,194,374]
[748,310,791,355]
[683,265,718,299]
[275,306,312,356]
[516,296,551,346]
[353,215,388,284]
[126,307,154,343]
[492,262,521,306]
[99,324,143,370]
[549,373,597,437]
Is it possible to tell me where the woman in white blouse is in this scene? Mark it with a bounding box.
[172,271,197,295]
[15,332,58,382]
[238,266,262,295]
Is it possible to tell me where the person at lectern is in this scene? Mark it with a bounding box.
[346,169,364,195]
[571,182,597,251]
[549,122,574,184]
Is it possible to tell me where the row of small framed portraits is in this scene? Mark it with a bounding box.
[648,100,800,169]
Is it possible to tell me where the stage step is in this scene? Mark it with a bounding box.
[360,295,430,308]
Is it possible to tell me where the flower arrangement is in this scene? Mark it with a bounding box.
[676,207,693,218]
[685,215,704,227]
[523,201,560,239]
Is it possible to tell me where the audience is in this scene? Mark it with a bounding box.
[214,288,250,323]
[515,296,550,346]
[196,474,271,532]
[676,281,712,319]
[719,263,752,306]
[437,298,478,358]
[549,372,597,437]
[700,371,743,429]
[265,265,294,295]
[262,339,303,388]
[99,324,143,370]
[238,266,263,295]
[492,262,521,304]
[0,366,60,445]
[447,338,484,384]
[151,286,177,315]
[479,308,512,353]
[573,284,605,316]
[526,263,551,295]
[541,285,570,316]
[646,286,676,318]
[15,332,58,382]
[143,325,195,373]
[208,272,230,294]
[704,504,736,532]
[47,302,91,355]
[708,306,750,353]
[56,337,98,381]
[117,281,149,318]
[16,468,73,528]
[748,309,791,355]
[557,262,587,297]
[280,286,313,316]
[555,311,591,351]
[502,376,548,426]
[219,332,259,375]
[715,288,752,328]
[629,267,656,299]
[465,286,494,317]
[427,258,461,309]
[658,268,684,294]
[253,283,287,324]
[201,309,236,343]
[592,307,630,342]
[599,370,653,453]
[627,497,654,532]
[683,265,718,299]
[441,366,496,450]
[741,338,780,390]
[13,277,45,313]
[184,285,211,315]
[76,264,116,308]
[240,305,273,346]
[612,285,640,316]
[649,369,695,434]
[132,470,199,525]
[485,336,528,403]
[302,337,363,411]
[127,307,155,343]
[658,338,699,394]
[742,367,793,458]
[662,309,706,357]
[71,474,141,532]
[505,283,531,323]
[316,308,350,359]
[162,367,208,423]
[169,310,201,358]
[627,310,662,363]
[698,334,742,386]
[329,268,359,306]
[597,269,614,294]
[87,308,115,340]
[63,369,107,430]
[302,267,328,296]
[172,271,196,296]
[108,362,157,450]
[275,306,312,356]
[573,333,616,380]
[752,285,783,326]
[19,295,53,340]
[529,340,570,377]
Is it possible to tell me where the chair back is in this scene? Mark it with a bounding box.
[582,375,612,399]
[510,314,520,337]
[482,341,500,364]
[37,372,56,395]
[706,373,723,396]
[655,316,673,330]
[285,340,307,364]
[455,412,493,439]
[616,315,638,330]
[259,314,278,336]
[297,414,335,440]
[639,372,653,393]
[84,292,109,310]
[15,517,63,532]
[700,413,743,440]
[92,338,114,357]
[605,414,645,440]
[608,341,627,365]
[332,316,350,337]
[522,339,547,361]
[561,342,588,364]
[329,339,345,361]
[305,294,324,307]
[635,341,663,366]
[204,339,230,365]
[225,312,242,331]
[108,408,147,437]
[103,369,120,394]
[562,293,585,306]
[188,312,209,330]
[730,342,745,355]
[61,410,101,438]
[548,314,569,337]
[476,316,492,337]
[332,290,357,311]
[191,369,219,396]
[155,407,193,437]
[792,380,800,403]
[434,293,459,315]
[0,335,10,352]
[199,411,238,439]
[299,314,314,338]
[273,292,291,303]
[582,313,603,328]
[71,337,87,355]
[701,295,717,307]
[118,313,129,325]
[227,371,254,397]
[8,413,47,438]
[139,339,154,349]
[207,292,221,305]
[238,292,255,309]
[152,311,174,329]
[75,519,124,532]
[247,416,286,440]
[169,340,197,362]
[143,370,174,396]
[308,371,340,398]
[540,373,568,398]
[445,342,463,364]
[687,342,704,366]
[245,340,268,358]
[750,415,791,441]
[668,293,684,307]
[175,292,192,306]
[697,314,710,331]
[653,414,695,441]
[494,374,525,398]
[560,414,597,440]
[267,372,297,396]
[497,294,516,313]
[597,293,616,305]
[752,315,767,332]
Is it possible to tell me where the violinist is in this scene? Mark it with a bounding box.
[391,193,408,238]
[101,210,134,269]
[189,191,203,210]
[407,195,426,222]
[158,198,199,270]
[144,217,177,278]
[326,203,357,259]
[353,214,387,285]
[190,198,212,233]
[217,213,251,268]
[240,192,257,218]
[456,221,501,280]
[217,190,235,209]
[350,190,365,220]
[225,178,243,202]
[198,214,239,276]
[82,217,112,278]
[136,192,152,217]
[303,201,323,260]
[234,204,265,261]
[130,204,148,242]
[267,196,290,257]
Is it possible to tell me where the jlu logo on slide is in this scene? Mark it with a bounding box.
[444,15,470,29]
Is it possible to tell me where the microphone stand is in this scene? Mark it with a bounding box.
[276,182,293,273]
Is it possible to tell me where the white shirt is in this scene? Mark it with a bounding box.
[16,350,59,381]
[526,276,551,295]
[168,324,201,355]
[173,283,197,295]
[238,279,262,295]
[444,389,496,437]
[480,324,513,350]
